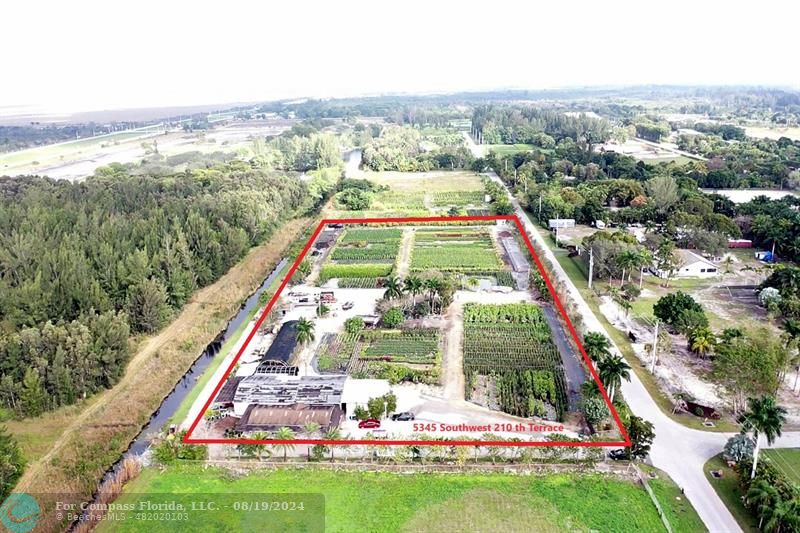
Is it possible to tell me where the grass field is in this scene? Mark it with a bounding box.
[704,454,759,533]
[763,448,800,485]
[745,126,800,141]
[361,170,484,193]
[641,155,695,165]
[640,465,707,532]
[104,466,694,532]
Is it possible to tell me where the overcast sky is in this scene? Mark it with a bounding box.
[2,0,798,114]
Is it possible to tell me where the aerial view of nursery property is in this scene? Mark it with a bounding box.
[184,219,613,446]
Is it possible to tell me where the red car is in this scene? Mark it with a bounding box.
[358,418,381,429]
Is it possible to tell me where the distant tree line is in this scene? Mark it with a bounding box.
[471,105,611,146]
[361,126,474,172]
[0,163,308,417]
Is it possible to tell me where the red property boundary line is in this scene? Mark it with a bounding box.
[184,214,631,448]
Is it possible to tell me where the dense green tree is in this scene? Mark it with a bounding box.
[0,426,25,501]
[625,415,655,460]
[713,331,787,414]
[653,291,707,334]
[381,308,404,329]
[126,278,170,333]
[0,165,308,418]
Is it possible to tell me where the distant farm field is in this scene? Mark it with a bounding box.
[745,126,800,141]
[0,127,162,170]
[484,143,536,156]
[362,170,484,193]
[103,466,685,532]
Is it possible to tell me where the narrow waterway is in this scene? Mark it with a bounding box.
[99,256,288,466]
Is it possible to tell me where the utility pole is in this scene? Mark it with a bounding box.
[588,247,594,289]
[650,320,660,374]
[538,194,543,221]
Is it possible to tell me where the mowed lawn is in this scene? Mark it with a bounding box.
[484,144,537,156]
[763,448,800,485]
[103,466,698,532]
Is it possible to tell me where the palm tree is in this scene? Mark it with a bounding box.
[324,427,341,462]
[781,319,800,393]
[295,318,315,346]
[303,421,320,437]
[423,278,442,309]
[583,332,611,362]
[597,355,631,403]
[722,255,734,274]
[738,395,787,479]
[250,431,270,460]
[617,250,640,286]
[637,249,653,288]
[746,478,779,529]
[764,497,799,533]
[383,275,404,300]
[404,275,423,304]
[689,327,716,358]
[273,427,296,462]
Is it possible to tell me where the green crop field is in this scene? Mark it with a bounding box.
[330,243,398,263]
[463,303,567,419]
[340,228,403,243]
[373,190,427,210]
[336,277,383,288]
[360,328,440,364]
[414,228,491,242]
[411,245,501,271]
[319,263,393,281]
[430,190,486,207]
[104,466,693,533]
[316,332,358,373]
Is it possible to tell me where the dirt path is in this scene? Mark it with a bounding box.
[395,228,415,278]
[441,301,465,401]
[13,217,313,508]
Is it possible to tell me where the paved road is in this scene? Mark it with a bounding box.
[461,131,800,532]
[633,137,708,162]
[541,305,586,412]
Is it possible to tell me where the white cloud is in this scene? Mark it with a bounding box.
[1,0,797,113]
